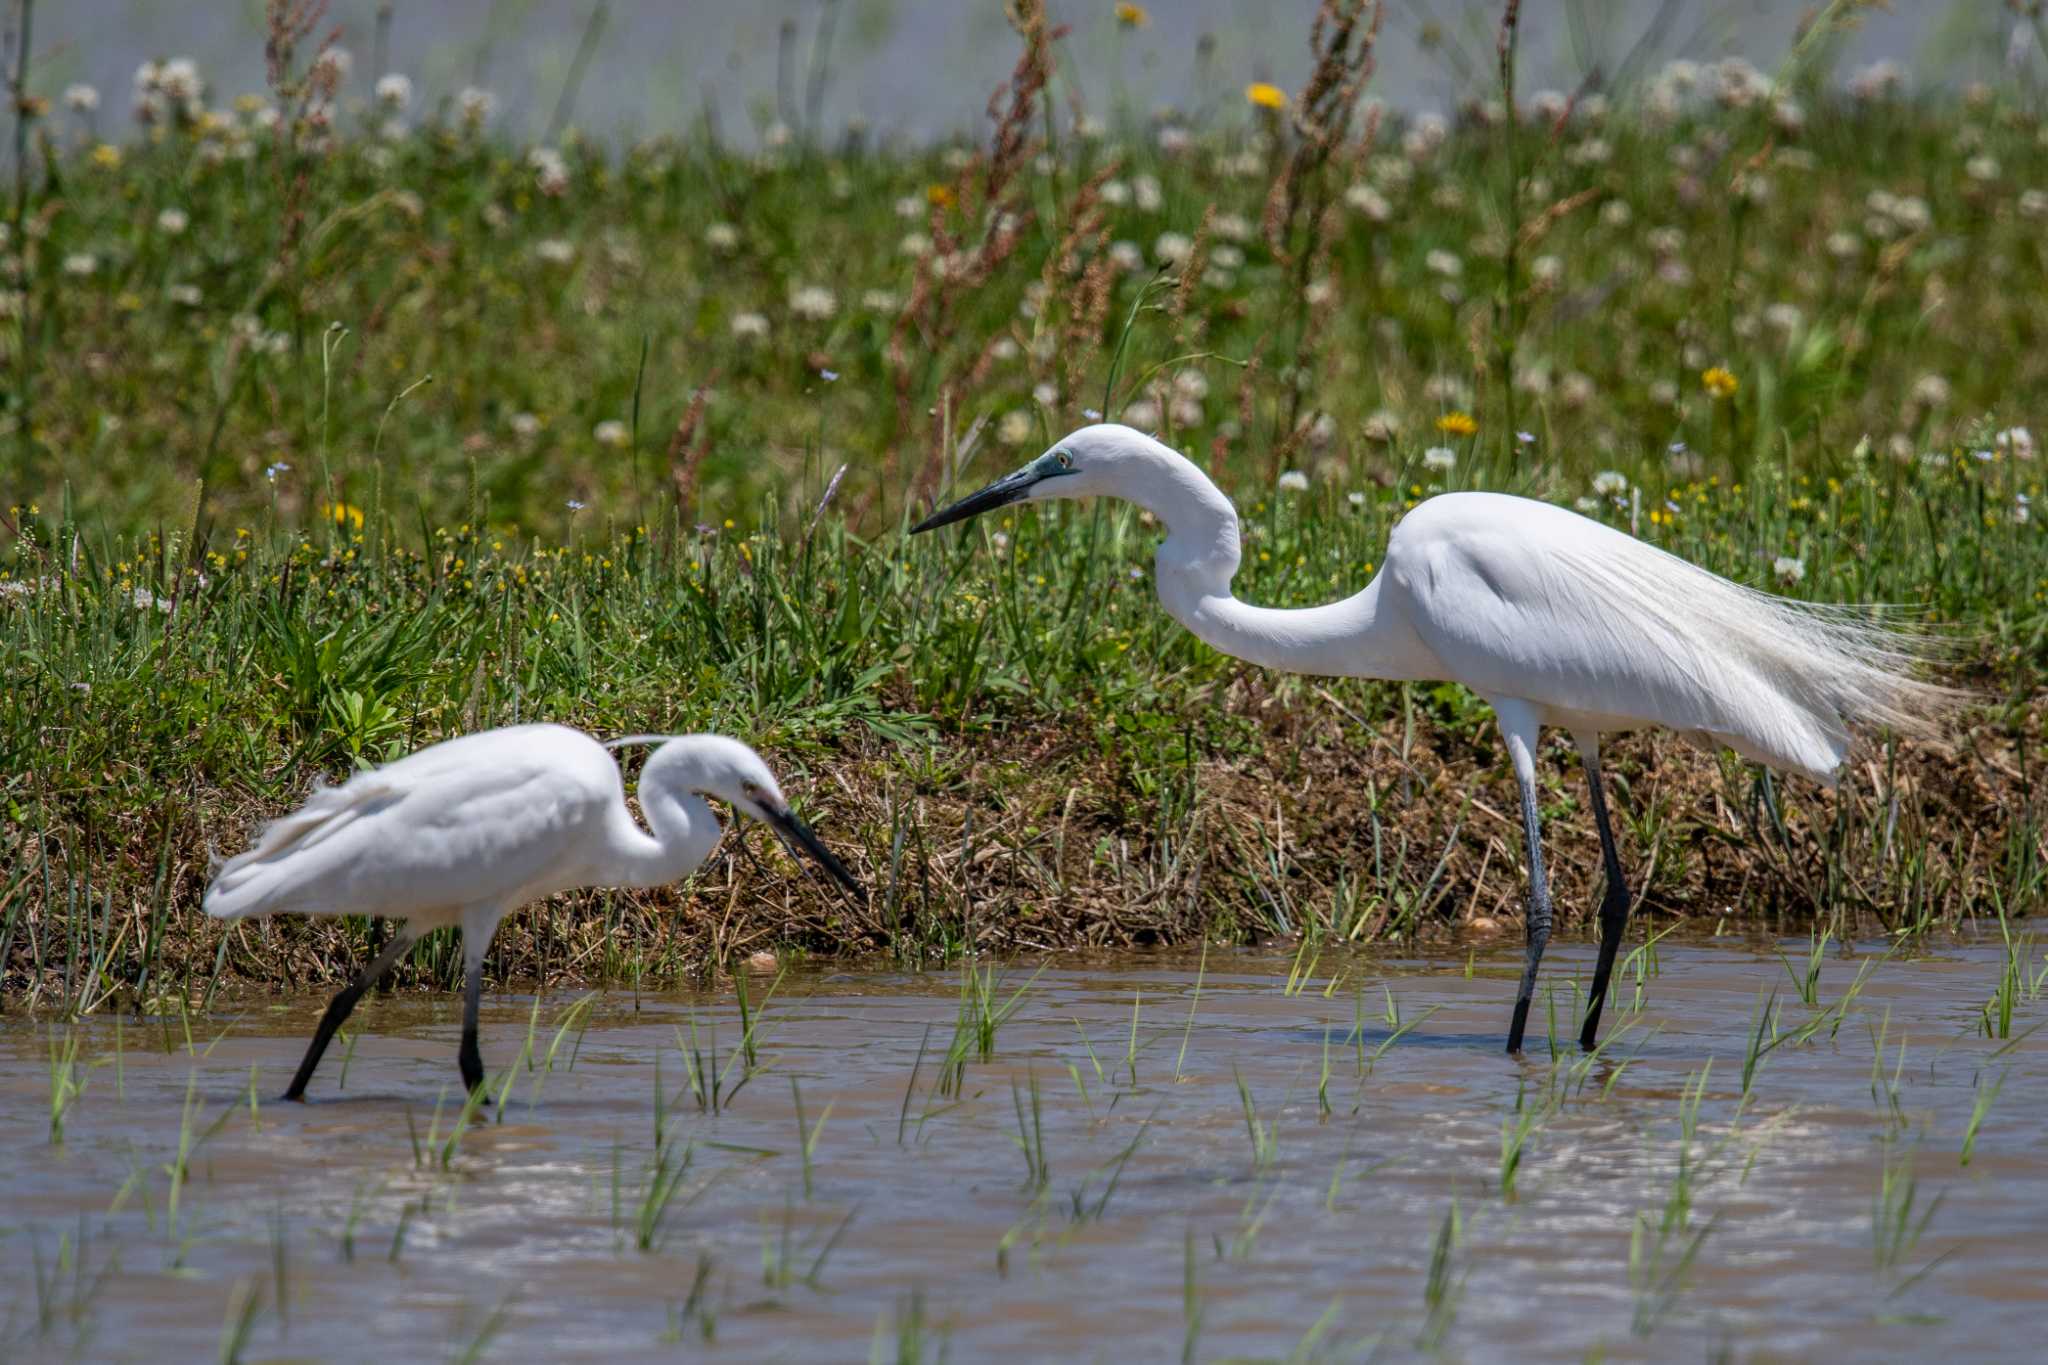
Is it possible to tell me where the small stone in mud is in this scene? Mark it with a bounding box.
[746,949,779,971]
[1465,916,1501,933]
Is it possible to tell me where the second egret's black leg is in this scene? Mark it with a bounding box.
[282,928,416,1101]
[458,925,489,1099]
[1497,703,1553,1055]
[1576,736,1632,1051]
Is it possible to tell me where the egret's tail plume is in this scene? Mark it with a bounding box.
[203,778,396,919]
[1571,537,1966,783]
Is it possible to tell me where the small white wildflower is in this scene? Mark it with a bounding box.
[704,222,740,252]
[566,499,586,511]
[1966,154,2000,183]
[1344,183,1391,221]
[1591,470,1629,496]
[1100,179,1130,206]
[1424,248,1462,277]
[1347,490,1366,507]
[457,86,496,124]
[861,288,899,312]
[1123,397,1161,429]
[990,531,1011,551]
[1910,373,1950,408]
[2019,189,2048,220]
[1529,254,1562,285]
[535,238,575,265]
[167,283,202,306]
[1559,373,1596,408]
[1575,496,1602,513]
[998,409,1034,446]
[530,147,569,196]
[1773,556,1806,584]
[62,253,96,277]
[1277,470,1310,493]
[511,412,542,441]
[1133,174,1163,212]
[1153,231,1193,265]
[1995,427,2035,460]
[1517,431,1536,445]
[156,206,189,235]
[898,232,932,258]
[894,195,923,219]
[1649,379,1680,407]
[64,83,101,113]
[1211,212,1253,243]
[789,284,837,321]
[375,73,412,109]
[1108,240,1144,271]
[1422,446,1456,472]
[313,47,352,83]
[731,311,770,342]
[593,420,628,448]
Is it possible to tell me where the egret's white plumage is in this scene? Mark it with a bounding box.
[913,424,1956,1051]
[207,724,862,1099]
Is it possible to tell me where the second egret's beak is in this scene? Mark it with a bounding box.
[761,803,866,902]
[911,451,1072,533]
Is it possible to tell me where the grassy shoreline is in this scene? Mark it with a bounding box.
[5,11,2047,1004]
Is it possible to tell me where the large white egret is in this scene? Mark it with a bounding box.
[206,725,863,1099]
[912,424,1953,1053]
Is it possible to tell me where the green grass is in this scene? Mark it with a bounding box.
[2,5,2045,1000]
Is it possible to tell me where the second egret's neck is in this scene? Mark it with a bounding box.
[1099,437,1434,681]
[606,772,725,889]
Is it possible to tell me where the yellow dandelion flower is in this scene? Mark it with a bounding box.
[318,502,365,530]
[90,143,121,170]
[1435,411,1478,437]
[1245,82,1287,111]
[1702,366,1739,399]
[925,182,956,209]
[1114,3,1150,27]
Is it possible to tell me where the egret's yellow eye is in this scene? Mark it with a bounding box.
[1055,449,1074,469]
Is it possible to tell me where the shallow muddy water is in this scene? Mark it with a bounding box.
[3,936,2045,1362]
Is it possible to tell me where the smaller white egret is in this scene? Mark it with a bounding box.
[205,725,863,1100]
[913,424,1955,1053]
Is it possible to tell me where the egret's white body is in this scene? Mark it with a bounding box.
[206,724,862,1099]
[915,424,1953,1050]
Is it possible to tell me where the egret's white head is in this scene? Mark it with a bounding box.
[610,734,863,898]
[911,423,1160,531]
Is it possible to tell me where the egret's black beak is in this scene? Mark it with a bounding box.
[762,803,866,902]
[910,464,1044,534]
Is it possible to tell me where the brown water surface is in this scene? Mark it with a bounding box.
[2,936,2043,1361]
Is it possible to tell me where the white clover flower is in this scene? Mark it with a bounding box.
[1362,410,1400,442]
[1564,137,1611,167]
[1347,490,1366,507]
[1277,470,1310,493]
[1599,199,1632,228]
[1156,125,1192,156]
[998,409,1034,446]
[1099,179,1130,206]
[1773,556,1806,584]
[167,283,202,306]
[457,86,496,124]
[593,420,628,448]
[1528,89,1569,122]
[63,83,100,113]
[1424,248,1461,277]
[1148,231,1192,267]
[156,206,189,235]
[1529,254,1562,285]
[1210,212,1253,243]
[897,231,932,258]
[375,73,412,109]
[156,58,201,103]
[730,311,770,341]
[1422,446,1456,472]
[893,195,924,219]
[1763,302,1803,334]
[1108,240,1144,271]
[2020,189,2048,220]
[1966,154,2000,183]
[1344,183,1391,221]
[62,252,96,277]
[704,222,740,252]
[1591,470,1629,496]
[511,412,542,441]
[1123,397,1161,429]
[535,238,575,265]
[530,147,569,196]
[1133,174,1163,212]
[1575,496,1602,513]
[1910,373,1950,408]
[313,47,352,83]
[789,284,837,321]
[1848,60,1902,101]
[1209,244,1245,271]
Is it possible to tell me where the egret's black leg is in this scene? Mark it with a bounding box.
[1577,737,1632,1051]
[458,929,488,1099]
[282,929,416,1101]
[1498,704,1553,1055]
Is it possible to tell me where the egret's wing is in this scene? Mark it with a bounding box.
[205,725,619,920]
[1387,495,1921,779]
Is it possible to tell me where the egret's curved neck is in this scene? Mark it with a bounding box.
[606,782,723,889]
[1108,443,1433,681]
